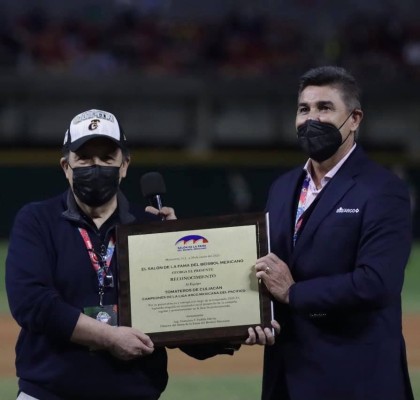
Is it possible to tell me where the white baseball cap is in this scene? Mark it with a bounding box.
[63,109,128,152]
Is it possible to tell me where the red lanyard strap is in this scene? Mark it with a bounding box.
[79,228,116,306]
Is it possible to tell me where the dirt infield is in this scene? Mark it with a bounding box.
[1,314,419,377]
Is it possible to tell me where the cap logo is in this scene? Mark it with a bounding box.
[88,119,100,131]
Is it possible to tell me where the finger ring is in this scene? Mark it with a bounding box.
[265,266,270,273]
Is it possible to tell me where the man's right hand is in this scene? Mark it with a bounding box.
[71,313,154,360]
[107,326,154,360]
[245,320,281,346]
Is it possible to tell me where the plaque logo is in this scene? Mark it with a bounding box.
[175,235,208,252]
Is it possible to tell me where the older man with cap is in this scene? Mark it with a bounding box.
[6,109,276,400]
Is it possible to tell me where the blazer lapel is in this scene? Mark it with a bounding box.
[291,147,366,259]
[269,168,305,262]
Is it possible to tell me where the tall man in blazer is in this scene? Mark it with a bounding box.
[255,66,414,400]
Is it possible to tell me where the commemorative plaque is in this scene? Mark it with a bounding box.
[116,212,272,347]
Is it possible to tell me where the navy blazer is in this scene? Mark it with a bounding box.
[262,147,414,400]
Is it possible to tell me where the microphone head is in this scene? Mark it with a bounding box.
[140,172,166,198]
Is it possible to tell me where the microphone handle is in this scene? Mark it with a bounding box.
[150,194,163,211]
[151,195,165,221]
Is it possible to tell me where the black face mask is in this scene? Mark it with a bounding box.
[297,112,354,162]
[69,164,121,207]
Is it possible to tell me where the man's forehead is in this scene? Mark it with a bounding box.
[298,85,344,104]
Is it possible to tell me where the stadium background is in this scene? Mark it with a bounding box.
[0,0,420,398]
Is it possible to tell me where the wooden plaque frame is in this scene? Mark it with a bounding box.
[116,212,272,347]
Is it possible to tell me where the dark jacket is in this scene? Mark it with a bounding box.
[262,147,414,400]
[6,190,231,400]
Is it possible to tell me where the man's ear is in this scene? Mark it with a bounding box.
[351,109,363,131]
[60,157,71,179]
[120,155,130,178]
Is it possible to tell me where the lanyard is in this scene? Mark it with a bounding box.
[79,228,116,306]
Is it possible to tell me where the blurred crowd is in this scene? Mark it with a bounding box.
[0,7,420,80]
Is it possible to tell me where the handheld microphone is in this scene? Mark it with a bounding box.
[140,172,166,211]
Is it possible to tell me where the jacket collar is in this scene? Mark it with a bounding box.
[61,189,136,227]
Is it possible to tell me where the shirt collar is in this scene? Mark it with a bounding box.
[303,143,357,189]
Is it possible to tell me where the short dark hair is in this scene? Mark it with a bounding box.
[298,66,361,111]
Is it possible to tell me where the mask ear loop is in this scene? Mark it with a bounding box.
[338,109,356,130]
[338,109,356,145]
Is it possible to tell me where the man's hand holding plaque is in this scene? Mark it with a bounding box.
[245,321,281,346]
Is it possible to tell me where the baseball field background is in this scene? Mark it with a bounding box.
[1,240,419,399]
